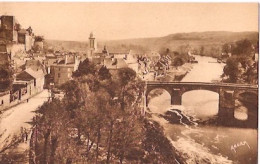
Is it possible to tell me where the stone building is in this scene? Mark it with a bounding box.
[50,55,80,86]
[18,28,35,51]
[0,15,18,43]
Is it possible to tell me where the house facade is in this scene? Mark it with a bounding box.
[50,55,79,86]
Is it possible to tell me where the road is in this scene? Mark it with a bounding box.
[0,90,49,148]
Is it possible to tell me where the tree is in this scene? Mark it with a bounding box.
[223,57,239,82]
[0,64,13,91]
[34,36,44,42]
[0,133,27,164]
[222,43,231,53]
[199,46,205,56]
[73,59,96,77]
[98,66,111,80]
[31,99,79,164]
[232,39,254,56]
[31,58,179,164]
[117,68,136,87]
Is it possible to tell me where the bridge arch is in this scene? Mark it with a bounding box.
[179,87,219,97]
[145,87,172,108]
[182,90,220,118]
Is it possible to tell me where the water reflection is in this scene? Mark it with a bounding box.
[234,106,248,121]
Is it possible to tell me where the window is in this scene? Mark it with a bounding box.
[1,100,3,105]
[58,73,60,78]
[59,68,61,71]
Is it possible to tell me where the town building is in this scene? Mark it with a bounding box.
[90,45,139,72]
[50,55,80,86]
[0,43,10,66]
[89,32,97,56]
[0,15,18,43]
[18,28,35,51]
[16,68,45,94]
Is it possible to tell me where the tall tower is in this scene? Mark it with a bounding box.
[89,32,97,56]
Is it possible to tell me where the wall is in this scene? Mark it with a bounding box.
[0,91,10,112]
[18,33,26,44]
[6,43,26,58]
[0,79,42,111]
[52,65,74,86]
[0,16,18,43]
[25,34,34,51]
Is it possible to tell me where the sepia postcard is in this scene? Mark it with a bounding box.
[0,2,258,164]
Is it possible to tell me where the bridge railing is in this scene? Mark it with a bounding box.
[146,81,258,89]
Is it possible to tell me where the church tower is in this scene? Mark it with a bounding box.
[89,32,97,56]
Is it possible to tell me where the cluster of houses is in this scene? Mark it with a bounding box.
[87,34,182,79]
[0,15,47,111]
[0,15,193,112]
[137,52,171,77]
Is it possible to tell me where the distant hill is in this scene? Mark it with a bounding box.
[44,31,258,57]
[43,40,88,53]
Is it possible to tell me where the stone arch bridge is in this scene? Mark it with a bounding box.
[144,81,258,120]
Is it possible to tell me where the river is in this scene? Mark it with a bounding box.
[148,55,257,164]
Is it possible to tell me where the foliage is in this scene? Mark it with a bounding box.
[232,39,254,56]
[222,39,258,84]
[223,57,239,82]
[172,57,184,67]
[73,59,96,77]
[30,59,180,163]
[0,131,27,163]
[0,64,13,91]
[34,36,44,42]
[98,66,111,80]
[142,120,182,163]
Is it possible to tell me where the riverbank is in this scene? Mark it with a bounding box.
[141,62,193,82]
[157,63,193,82]
[147,55,257,164]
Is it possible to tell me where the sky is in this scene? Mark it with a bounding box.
[0,3,258,41]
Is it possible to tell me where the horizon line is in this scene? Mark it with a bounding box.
[44,30,259,42]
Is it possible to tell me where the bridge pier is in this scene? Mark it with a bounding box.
[218,90,236,122]
[171,89,182,105]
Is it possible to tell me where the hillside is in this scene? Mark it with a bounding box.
[44,31,258,57]
[43,40,88,53]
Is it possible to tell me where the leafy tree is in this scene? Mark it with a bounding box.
[34,36,44,42]
[172,57,184,67]
[222,43,232,53]
[232,39,254,56]
[0,64,13,91]
[223,57,239,82]
[117,68,136,87]
[98,66,111,80]
[73,59,96,77]
[31,59,179,164]
[0,130,27,163]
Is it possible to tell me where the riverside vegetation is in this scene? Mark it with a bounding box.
[22,59,183,164]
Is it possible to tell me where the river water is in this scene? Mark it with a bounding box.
[148,55,257,164]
